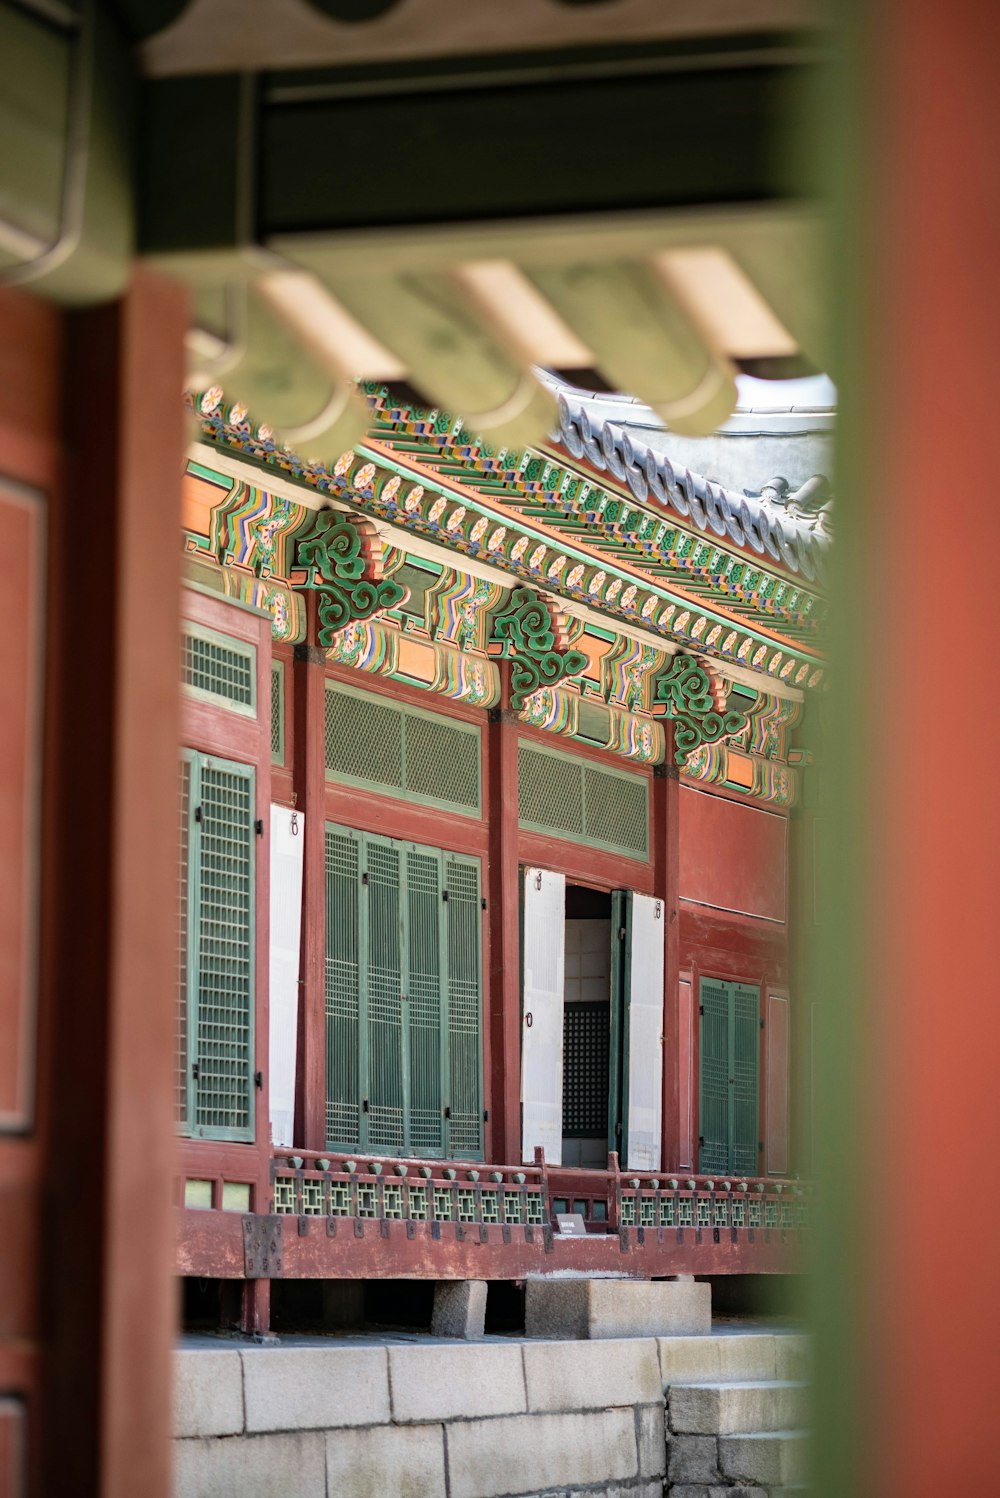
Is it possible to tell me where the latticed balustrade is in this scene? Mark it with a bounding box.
[269,1148,808,1241]
[271,1151,547,1229]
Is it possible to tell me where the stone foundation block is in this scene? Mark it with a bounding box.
[635,1403,667,1477]
[658,1333,779,1386]
[516,1486,663,1498]
[667,1433,721,1483]
[773,1334,811,1381]
[668,1487,738,1498]
[174,1349,244,1438]
[325,1421,446,1497]
[668,1379,807,1435]
[431,1278,487,1338]
[389,1341,526,1422]
[525,1277,711,1340]
[522,1336,661,1412]
[445,1409,638,1498]
[175,1431,325,1498]
[718,1429,810,1486]
[241,1345,390,1432]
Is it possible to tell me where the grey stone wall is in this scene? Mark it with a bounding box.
[174,1330,806,1498]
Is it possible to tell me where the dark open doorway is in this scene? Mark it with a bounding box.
[562,884,616,1167]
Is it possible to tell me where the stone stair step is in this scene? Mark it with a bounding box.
[718,1429,811,1487]
[658,1332,785,1385]
[773,1333,810,1382]
[668,1379,808,1435]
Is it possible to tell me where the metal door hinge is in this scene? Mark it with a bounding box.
[192,1062,200,1080]
[361,871,369,886]
[443,1105,451,1118]
[255,819,264,836]
[760,1017,765,1029]
[442,889,449,902]
[194,806,203,823]
[362,1097,369,1113]
[483,1109,489,1122]
[254,1070,264,1090]
[481,897,487,910]
[619,927,627,941]
[699,1004,704,1015]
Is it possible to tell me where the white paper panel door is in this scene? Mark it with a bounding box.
[268,805,304,1148]
[520,867,566,1165]
[625,892,664,1171]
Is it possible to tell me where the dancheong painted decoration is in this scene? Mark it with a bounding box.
[173,366,830,1324]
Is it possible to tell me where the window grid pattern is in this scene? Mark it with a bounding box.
[698,978,761,1178]
[325,684,481,816]
[177,760,191,1123]
[445,857,483,1157]
[182,628,255,713]
[193,763,254,1135]
[732,982,761,1176]
[367,839,405,1154]
[407,849,444,1156]
[177,751,255,1142]
[562,1003,610,1136]
[517,743,648,859]
[325,831,360,1148]
[405,714,480,815]
[324,824,483,1160]
[698,979,730,1176]
[270,661,284,763]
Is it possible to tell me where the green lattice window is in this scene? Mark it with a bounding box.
[177,750,256,1141]
[325,823,483,1159]
[698,978,760,1176]
[325,682,481,817]
[518,741,649,859]
[271,661,285,764]
[182,623,257,717]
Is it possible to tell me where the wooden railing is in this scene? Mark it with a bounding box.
[269,1147,809,1239]
[270,1148,548,1230]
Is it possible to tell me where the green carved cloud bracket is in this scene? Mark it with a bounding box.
[295,511,407,647]
[655,653,749,767]
[491,586,588,711]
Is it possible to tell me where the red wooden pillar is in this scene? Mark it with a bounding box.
[655,736,682,1173]
[487,665,521,1165]
[858,2,1000,1494]
[0,286,61,1498]
[293,593,328,1153]
[36,269,187,1498]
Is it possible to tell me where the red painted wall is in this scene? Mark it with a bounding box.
[679,783,788,923]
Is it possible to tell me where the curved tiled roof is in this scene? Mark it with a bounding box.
[546,374,834,584]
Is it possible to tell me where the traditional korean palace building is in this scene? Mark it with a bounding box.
[175,368,831,1332]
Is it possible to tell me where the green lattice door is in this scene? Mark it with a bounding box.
[325,824,483,1159]
[177,750,256,1141]
[698,977,760,1175]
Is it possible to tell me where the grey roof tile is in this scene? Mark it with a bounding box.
[542,372,834,582]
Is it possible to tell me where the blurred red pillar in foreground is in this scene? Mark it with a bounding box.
[868,2,1000,1492]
